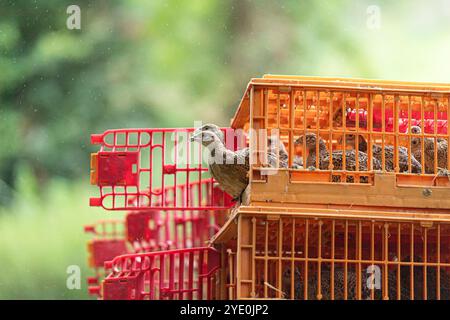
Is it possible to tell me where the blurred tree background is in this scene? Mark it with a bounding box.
[0,0,449,299]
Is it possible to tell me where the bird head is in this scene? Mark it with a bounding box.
[295,133,318,150]
[190,128,221,148]
[409,126,422,151]
[194,123,224,143]
[339,134,367,152]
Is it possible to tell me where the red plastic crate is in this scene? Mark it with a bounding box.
[84,219,124,240]
[85,209,226,298]
[84,219,128,298]
[89,128,236,211]
[126,210,226,252]
[87,239,128,268]
[102,247,220,300]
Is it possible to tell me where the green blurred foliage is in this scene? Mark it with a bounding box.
[0,0,449,299]
[0,166,106,299]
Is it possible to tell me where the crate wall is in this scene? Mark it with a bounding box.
[230,213,450,300]
[102,247,221,300]
[85,208,227,298]
[246,84,450,185]
[84,219,128,296]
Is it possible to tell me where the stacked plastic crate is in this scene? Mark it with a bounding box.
[211,75,450,300]
[86,128,234,299]
[87,75,450,300]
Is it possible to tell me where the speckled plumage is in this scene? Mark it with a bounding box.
[208,146,250,200]
[282,265,371,300]
[282,263,450,300]
[294,133,382,182]
[410,126,448,174]
[344,134,422,173]
[393,262,450,300]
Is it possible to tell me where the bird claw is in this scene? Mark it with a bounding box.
[307,166,316,171]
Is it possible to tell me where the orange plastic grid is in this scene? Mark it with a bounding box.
[229,213,450,300]
[231,76,450,185]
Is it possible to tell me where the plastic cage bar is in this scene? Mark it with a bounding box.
[102,247,220,300]
[232,76,450,186]
[84,219,128,297]
[230,213,450,300]
[90,128,235,211]
[85,209,227,297]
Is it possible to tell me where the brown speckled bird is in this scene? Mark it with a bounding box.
[191,130,249,200]
[397,256,450,300]
[282,265,372,300]
[282,266,303,299]
[410,126,448,174]
[342,134,422,173]
[294,133,382,175]
[282,263,450,300]
[295,133,328,169]
[197,124,287,169]
[292,156,304,169]
[191,129,279,200]
[267,135,288,168]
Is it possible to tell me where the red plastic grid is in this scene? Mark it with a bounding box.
[102,247,220,300]
[126,210,226,253]
[87,239,128,268]
[84,219,127,298]
[90,128,235,211]
[85,209,227,298]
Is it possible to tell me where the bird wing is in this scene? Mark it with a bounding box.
[229,148,250,185]
[205,147,249,199]
[208,163,222,187]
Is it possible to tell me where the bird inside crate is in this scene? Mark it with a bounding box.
[235,77,450,185]
[243,216,450,300]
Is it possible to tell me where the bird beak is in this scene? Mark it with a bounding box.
[190,130,203,142]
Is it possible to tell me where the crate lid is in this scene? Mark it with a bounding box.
[230,75,450,129]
